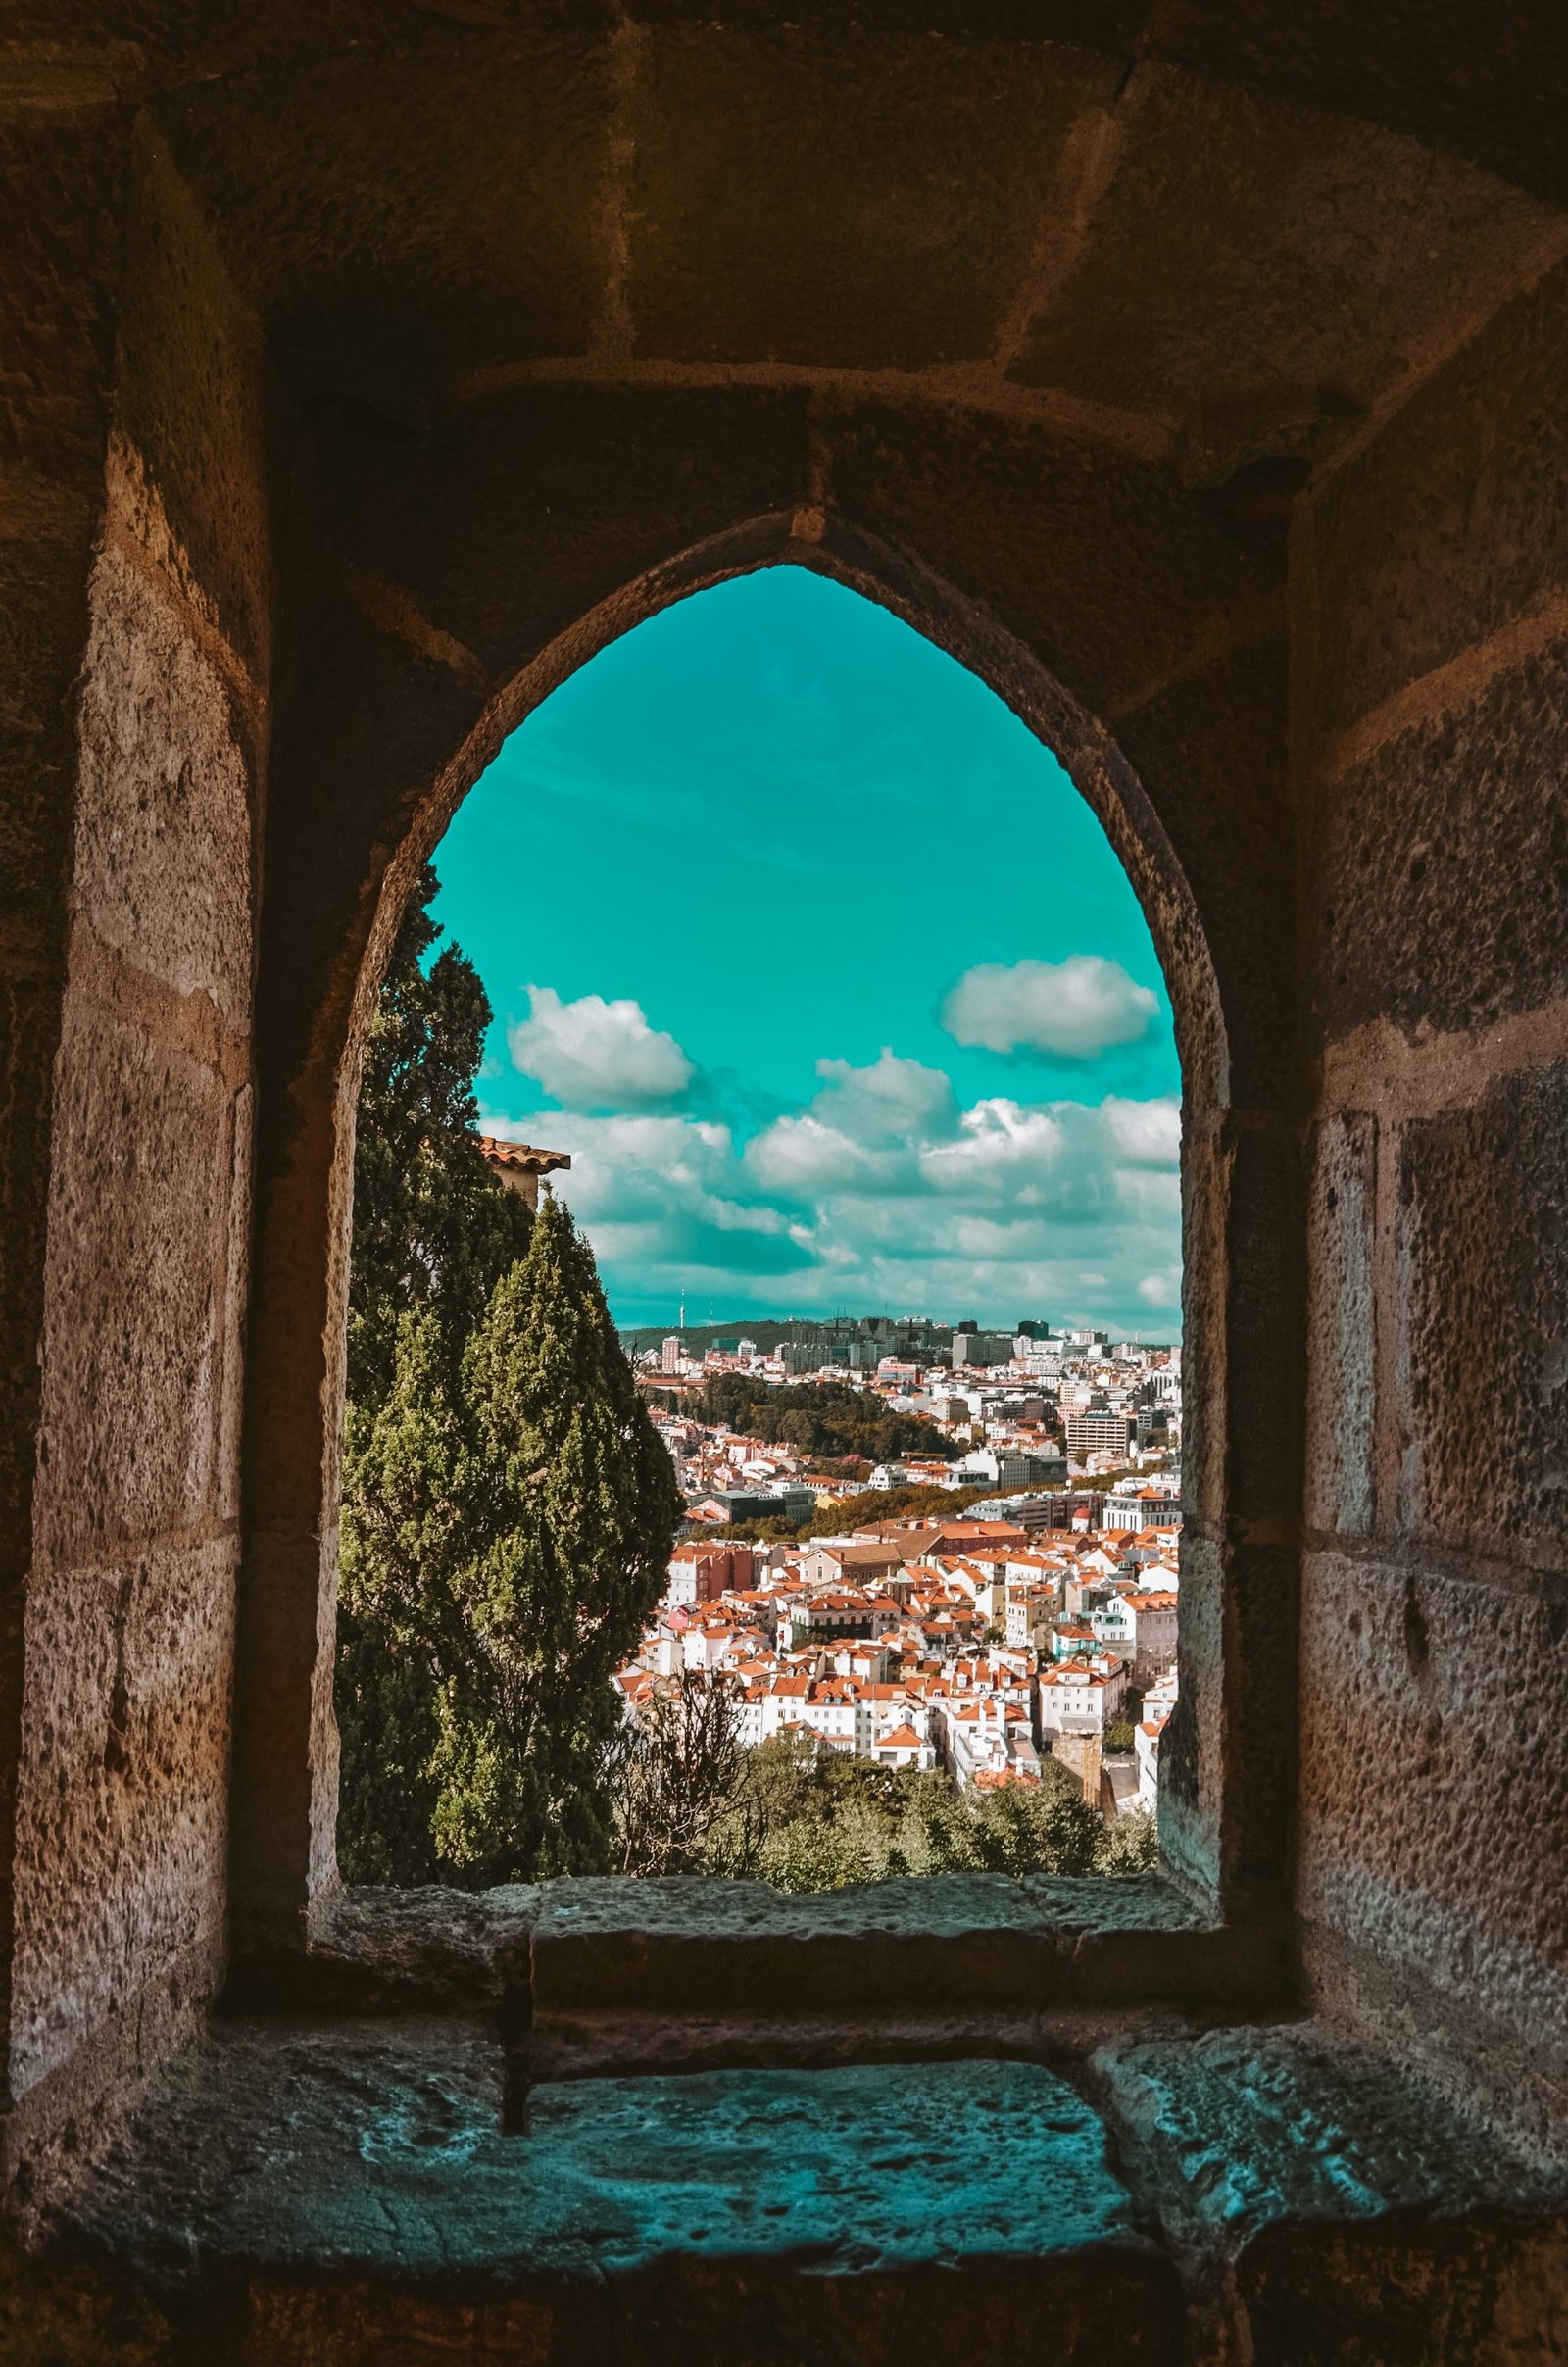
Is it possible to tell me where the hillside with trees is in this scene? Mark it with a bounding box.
[700,1372,958,1467]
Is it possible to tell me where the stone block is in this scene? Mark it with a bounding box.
[62,2027,1184,2361]
[1298,1552,1568,2069]
[74,541,255,1028]
[1315,634,1568,1042]
[1304,1112,1375,1537]
[0,113,119,478]
[1011,64,1556,485]
[1393,1064,1568,1570]
[1312,252,1568,739]
[0,510,95,918]
[162,32,615,371]
[34,1004,244,1565]
[115,132,275,690]
[1111,639,1295,1115]
[234,1883,542,2016]
[7,1536,234,2101]
[1211,1115,1304,1527]
[529,1873,1075,2015]
[0,972,60,1557]
[1156,1529,1220,1897]
[1178,1119,1228,1529]
[627,0,1143,40]
[314,381,811,686]
[1145,0,1568,215]
[826,401,1276,728]
[626,27,1119,369]
[1099,2018,1568,2364]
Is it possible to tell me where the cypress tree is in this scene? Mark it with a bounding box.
[336,1307,466,1882]
[428,1195,682,1883]
[336,868,680,1885]
[347,862,532,1406]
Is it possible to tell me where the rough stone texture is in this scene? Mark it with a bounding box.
[1303,1113,1376,1537]
[530,1873,1076,2015]
[71,537,255,1028]
[824,402,1278,728]
[1110,638,1296,1115]
[162,32,616,375]
[8,1537,233,2103]
[1311,250,1568,740]
[49,2029,1183,2362]
[0,505,97,917]
[627,29,1119,368]
[234,1883,542,2016]
[33,1007,241,1564]
[0,119,265,2176]
[1393,1065,1568,1570]
[1316,639,1568,1043]
[1298,1553,1568,2131]
[519,1876,1282,2097]
[1099,2020,1568,2363]
[1010,62,1560,478]
[4,17,1568,2347]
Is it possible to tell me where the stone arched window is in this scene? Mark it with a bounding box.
[230,464,1299,2037]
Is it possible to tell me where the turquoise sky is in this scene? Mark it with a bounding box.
[432,567,1182,1335]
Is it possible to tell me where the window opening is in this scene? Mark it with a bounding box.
[335,567,1183,1895]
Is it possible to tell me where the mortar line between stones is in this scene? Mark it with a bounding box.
[452,353,1173,462]
[1311,214,1568,489]
[1103,586,1287,724]
[1317,585,1568,779]
[590,10,645,369]
[1300,1527,1568,1602]
[100,503,268,739]
[62,915,252,1088]
[992,93,1130,377]
[1317,999,1568,1122]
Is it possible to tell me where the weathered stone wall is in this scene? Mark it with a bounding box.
[1297,245,1568,2148]
[4,125,272,2166]
[2,2,1568,2236]
[0,45,128,2133]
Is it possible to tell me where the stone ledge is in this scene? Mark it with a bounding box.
[47,2027,1184,2364]
[231,1873,1284,2035]
[525,1871,1276,2021]
[1095,2021,1568,2364]
[22,2014,1567,2363]
[229,1884,541,2015]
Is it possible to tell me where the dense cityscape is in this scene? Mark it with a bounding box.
[613,1318,1182,1840]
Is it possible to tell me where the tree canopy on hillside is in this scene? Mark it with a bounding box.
[700,1372,958,1467]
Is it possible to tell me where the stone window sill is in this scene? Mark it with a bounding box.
[45,1997,1567,2363]
[236,1873,1291,2101]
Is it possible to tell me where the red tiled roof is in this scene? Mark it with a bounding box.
[476,1135,571,1175]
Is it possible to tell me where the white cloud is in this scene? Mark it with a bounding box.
[507,985,693,1109]
[489,1079,1184,1336]
[808,1048,959,1146]
[940,955,1159,1060]
[744,1115,919,1201]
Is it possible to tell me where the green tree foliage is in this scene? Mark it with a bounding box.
[335,872,679,1885]
[699,1737,1105,1890]
[700,1373,957,1467]
[707,1480,1002,1546]
[1093,1805,1160,1875]
[347,863,533,1406]
[433,1197,681,1881]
